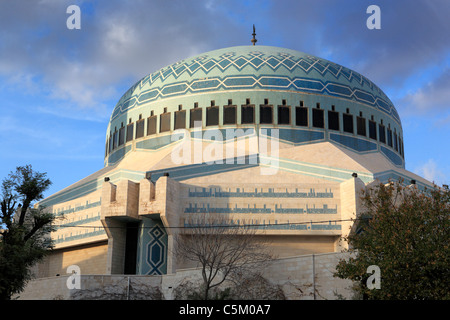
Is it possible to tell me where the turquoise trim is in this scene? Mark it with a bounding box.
[107,127,404,169]
[54,229,105,244]
[380,146,403,167]
[330,133,378,153]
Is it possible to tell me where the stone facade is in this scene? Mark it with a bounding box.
[18,252,353,300]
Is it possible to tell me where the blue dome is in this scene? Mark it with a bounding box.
[110,46,399,124]
[105,46,404,169]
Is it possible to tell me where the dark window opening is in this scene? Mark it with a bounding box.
[295,106,308,126]
[357,116,366,136]
[379,124,386,143]
[394,132,398,151]
[241,104,255,124]
[278,105,290,125]
[123,222,139,275]
[387,128,393,147]
[206,106,219,126]
[136,119,145,139]
[369,120,377,140]
[260,104,273,124]
[328,110,339,131]
[147,116,157,135]
[312,108,324,128]
[343,113,353,133]
[401,140,405,158]
[190,107,202,128]
[118,126,125,146]
[126,123,134,142]
[174,110,186,129]
[160,112,171,132]
[113,130,118,150]
[108,134,113,153]
[223,104,237,124]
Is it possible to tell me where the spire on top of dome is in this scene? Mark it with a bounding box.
[251,24,257,46]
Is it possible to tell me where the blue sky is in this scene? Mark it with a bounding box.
[0,0,449,199]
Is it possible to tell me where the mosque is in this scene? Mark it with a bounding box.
[33,36,433,281]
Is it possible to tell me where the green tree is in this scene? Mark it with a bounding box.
[0,165,55,300]
[334,180,450,300]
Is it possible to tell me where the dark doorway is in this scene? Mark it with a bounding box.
[124,222,139,274]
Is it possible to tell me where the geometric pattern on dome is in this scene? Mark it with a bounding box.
[111,48,400,124]
[111,74,400,124]
[140,51,380,92]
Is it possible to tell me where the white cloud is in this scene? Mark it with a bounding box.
[400,68,450,114]
[415,159,446,185]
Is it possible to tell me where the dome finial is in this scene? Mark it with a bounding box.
[251,24,257,46]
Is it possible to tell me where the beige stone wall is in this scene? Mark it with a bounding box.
[50,189,106,250]
[20,252,354,300]
[33,241,108,278]
[265,252,354,300]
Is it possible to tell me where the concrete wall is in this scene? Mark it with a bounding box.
[18,252,354,300]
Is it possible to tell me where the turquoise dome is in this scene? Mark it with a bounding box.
[109,46,399,124]
[105,45,404,168]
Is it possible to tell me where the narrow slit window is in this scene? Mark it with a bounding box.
[118,125,125,146]
[394,132,398,151]
[379,124,386,143]
[369,120,377,140]
[108,134,113,153]
[113,129,118,149]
